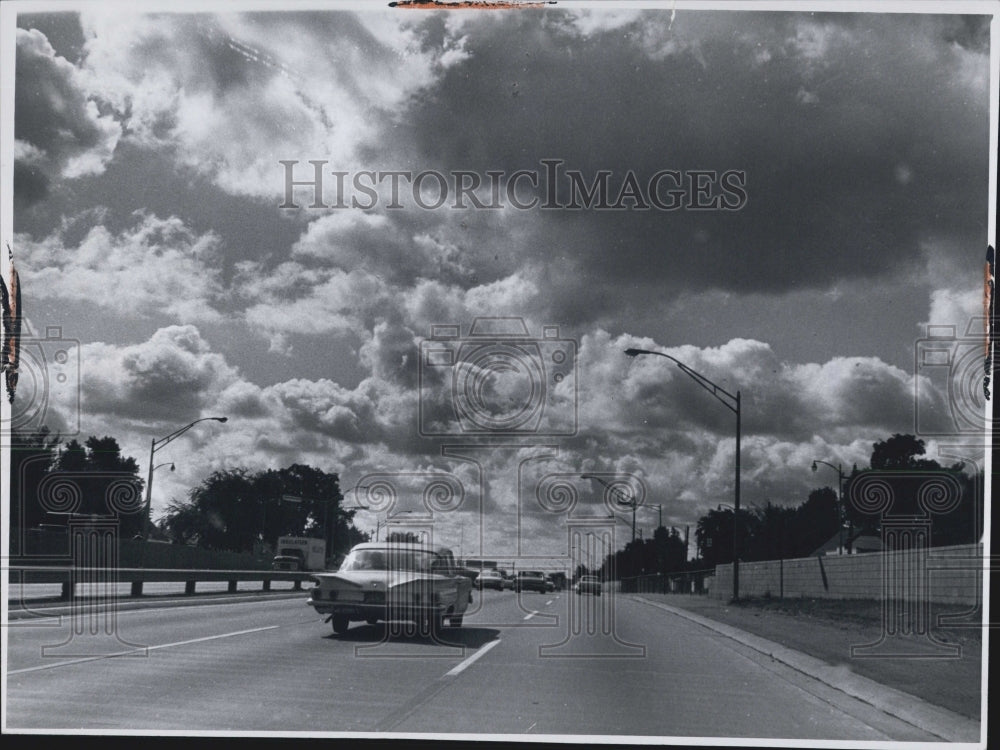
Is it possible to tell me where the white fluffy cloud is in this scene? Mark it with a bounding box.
[73,10,454,200]
[80,325,240,422]
[16,212,226,322]
[64,321,956,535]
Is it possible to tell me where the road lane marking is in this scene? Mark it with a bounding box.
[523,611,536,620]
[526,721,537,732]
[376,638,503,731]
[444,638,501,677]
[545,600,553,605]
[8,625,281,675]
[7,592,310,622]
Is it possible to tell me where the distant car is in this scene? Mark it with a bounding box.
[575,575,602,596]
[544,574,556,592]
[476,569,505,590]
[515,570,548,593]
[308,542,474,635]
[494,570,514,590]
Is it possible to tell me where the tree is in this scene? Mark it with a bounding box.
[847,434,982,545]
[8,427,61,551]
[48,436,145,537]
[694,508,754,566]
[870,434,936,470]
[161,463,354,554]
[791,488,838,557]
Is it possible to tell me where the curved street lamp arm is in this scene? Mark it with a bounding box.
[153,416,228,453]
[625,346,742,602]
[625,348,738,413]
[581,473,638,508]
[811,459,841,475]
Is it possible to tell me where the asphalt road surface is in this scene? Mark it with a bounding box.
[4,587,952,740]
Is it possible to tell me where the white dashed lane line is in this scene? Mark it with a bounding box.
[444,638,501,677]
[9,625,281,675]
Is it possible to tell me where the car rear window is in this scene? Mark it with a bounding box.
[339,548,436,572]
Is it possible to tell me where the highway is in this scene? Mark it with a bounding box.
[4,587,949,740]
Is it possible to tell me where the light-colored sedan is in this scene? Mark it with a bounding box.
[475,569,505,590]
[308,542,473,635]
[575,575,602,596]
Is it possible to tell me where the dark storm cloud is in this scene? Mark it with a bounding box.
[14,28,120,204]
[399,10,989,315]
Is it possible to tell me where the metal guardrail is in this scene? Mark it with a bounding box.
[7,565,319,600]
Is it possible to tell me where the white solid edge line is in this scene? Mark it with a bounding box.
[9,625,281,675]
[445,638,501,677]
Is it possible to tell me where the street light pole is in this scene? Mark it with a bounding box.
[587,531,609,577]
[625,347,742,602]
[383,509,414,541]
[812,460,845,554]
[648,503,663,529]
[143,417,227,542]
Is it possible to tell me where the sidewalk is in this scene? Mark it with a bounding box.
[631,593,983,723]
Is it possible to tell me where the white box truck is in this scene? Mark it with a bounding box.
[272,536,326,571]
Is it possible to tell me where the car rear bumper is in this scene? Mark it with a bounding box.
[309,599,450,621]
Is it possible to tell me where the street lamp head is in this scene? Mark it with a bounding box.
[811,461,818,472]
[169,463,175,472]
[212,416,228,423]
[624,348,647,357]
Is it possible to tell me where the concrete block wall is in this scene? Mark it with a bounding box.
[712,543,982,605]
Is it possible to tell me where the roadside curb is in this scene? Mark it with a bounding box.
[5,590,311,622]
[632,595,981,744]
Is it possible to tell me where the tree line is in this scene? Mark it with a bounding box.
[595,434,983,579]
[8,427,366,558]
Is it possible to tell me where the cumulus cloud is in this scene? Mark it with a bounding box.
[576,330,927,462]
[926,287,983,331]
[11,8,990,553]
[16,212,226,322]
[80,326,241,422]
[72,10,455,201]
[14,28,121,205]
[399,9,989,314]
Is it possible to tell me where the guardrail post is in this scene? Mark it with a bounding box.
[185,581,196,595]
[60,581,73,600]
[228,580,237,593]
[293,579,302,590]
[130,581,143,597]
[262,579,271,591]
[43,517,146,657]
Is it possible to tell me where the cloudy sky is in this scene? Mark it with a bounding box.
[3,1,995,562]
